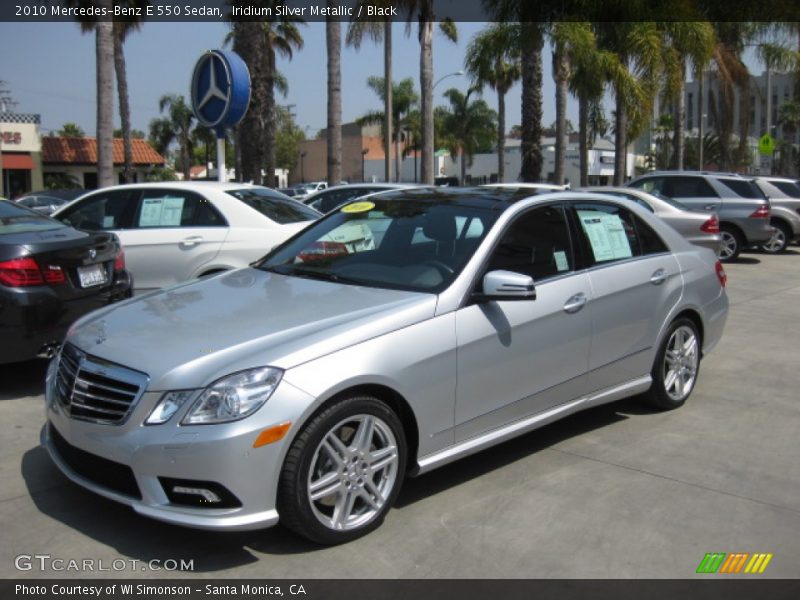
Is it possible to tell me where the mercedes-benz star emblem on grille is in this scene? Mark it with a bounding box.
[89,248,97,260]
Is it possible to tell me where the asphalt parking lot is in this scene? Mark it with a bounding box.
[1,249,798,580]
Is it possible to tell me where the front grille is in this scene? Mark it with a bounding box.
[49,423,142,499]
[54,343,149,425]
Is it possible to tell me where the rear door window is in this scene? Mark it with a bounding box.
[666,177,718,199]
[718,178,763,199]
[136,190,226,228]
[572,202,667,266]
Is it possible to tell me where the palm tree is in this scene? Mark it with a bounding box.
[439,87,497,185]
[95,0,114,188]
[464,24,521,182]
[358,77,418,181]
[326,10,342,185]
[595,21,662,185]
[228,3,304,185]
[347,4,393,182]
[549,22,598,185]
[66,0,148,184]
[397,2,457,184]
[565,25,613,186]
[153,94,195,181]
[660,21,716,170]
[777,100,800,175]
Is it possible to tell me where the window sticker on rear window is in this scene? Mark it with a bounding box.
[139,196,185,227]
[577,210,633,262]
[554,250,569,272]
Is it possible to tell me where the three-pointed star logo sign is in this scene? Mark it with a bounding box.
[197,54,228,112]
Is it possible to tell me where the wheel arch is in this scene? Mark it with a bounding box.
[289,383,420,476]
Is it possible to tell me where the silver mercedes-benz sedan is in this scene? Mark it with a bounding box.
[42,188,729,544]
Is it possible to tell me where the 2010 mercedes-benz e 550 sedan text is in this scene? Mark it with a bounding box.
[42,189,729,544]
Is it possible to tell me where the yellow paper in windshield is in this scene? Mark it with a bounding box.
[341,201,375,214]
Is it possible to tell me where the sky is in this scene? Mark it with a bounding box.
[0,21,553,139]
[0,20,769,141]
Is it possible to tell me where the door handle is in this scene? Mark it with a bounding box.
[703,204,716,211]
[563,293,587,314]
[650,268,667,285]
[180,236,204,247]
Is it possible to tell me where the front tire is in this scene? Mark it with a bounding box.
[718,225,742,261]
[278,396,407,545]
[643,318,701,410]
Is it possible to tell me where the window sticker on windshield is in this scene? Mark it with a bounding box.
[139,196,185,227]
[103,216,115,228]
[341,201,375,214]
[554,250,569,272]
[577,210,633,262]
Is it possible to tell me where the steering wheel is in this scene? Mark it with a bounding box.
[422,259,455,277]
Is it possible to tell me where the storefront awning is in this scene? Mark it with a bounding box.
[1,153,35,170]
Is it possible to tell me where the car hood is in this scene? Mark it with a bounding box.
[67,268,437,390]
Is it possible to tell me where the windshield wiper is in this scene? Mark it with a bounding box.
[261,264,363,285]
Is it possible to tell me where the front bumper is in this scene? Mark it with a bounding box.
[42,362,316,531]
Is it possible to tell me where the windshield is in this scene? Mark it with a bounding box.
[0,200,66,234]
[226,187,320,224]
[257,198,499,293]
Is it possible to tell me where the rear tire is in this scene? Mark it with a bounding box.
[278,396,407,545]
[760,221,790,254]
[643,318,701,410]
[718,225,742,261]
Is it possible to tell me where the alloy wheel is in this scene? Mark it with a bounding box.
[662,325,699,402]
[307,414,399,532]
[718,231,738,260]
[761,226,787,253]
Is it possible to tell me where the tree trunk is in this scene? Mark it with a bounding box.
[113,26,133,183]
[553,43,568,185]
[460,151,466,185]
[326,15,342,185]
[384,21,392,183]
[395,129,401,182]
[520,23,544,182]
[263,46,277,187]
[181,128,191,181]
[96,3,114,188]
[419,11,434,184]
[578,93,589,187]
[613,90,627,186]
[233,22,264,183]
[672,61,686,170]
[496,88,506,182]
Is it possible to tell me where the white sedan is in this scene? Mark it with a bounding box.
[53,182,320,292]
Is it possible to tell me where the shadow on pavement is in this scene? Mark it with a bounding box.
[0,360,48,401]
[21,399,640,563]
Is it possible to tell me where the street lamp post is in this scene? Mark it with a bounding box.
[361,148,369,182]
[433,70,464,91]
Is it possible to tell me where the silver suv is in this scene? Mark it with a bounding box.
[627,171,772,260]
[753,177,800,253]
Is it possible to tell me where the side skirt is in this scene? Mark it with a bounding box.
[413,375,652,476]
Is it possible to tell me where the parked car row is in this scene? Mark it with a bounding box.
[36,183,732,545]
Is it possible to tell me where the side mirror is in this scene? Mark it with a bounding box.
[474,270,536,302]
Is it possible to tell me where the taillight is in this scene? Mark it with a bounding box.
[700,214,720,234]
[43,265,66,284]
[715,261,727,288]
[0,257,45,287]
[749,204,770,219]
[114,247,126,272]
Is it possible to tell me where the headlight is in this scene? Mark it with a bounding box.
[182,367,283,425]
[146,390,195,425]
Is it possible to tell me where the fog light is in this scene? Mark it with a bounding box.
[172,486,221,503]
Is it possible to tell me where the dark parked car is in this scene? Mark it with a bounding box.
[0,200,132,363]
[15,189,85,216]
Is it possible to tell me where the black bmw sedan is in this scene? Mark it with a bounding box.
[0,200,132,364]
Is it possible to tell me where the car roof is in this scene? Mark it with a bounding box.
[78,181,264,193]
[633,170,750,179]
